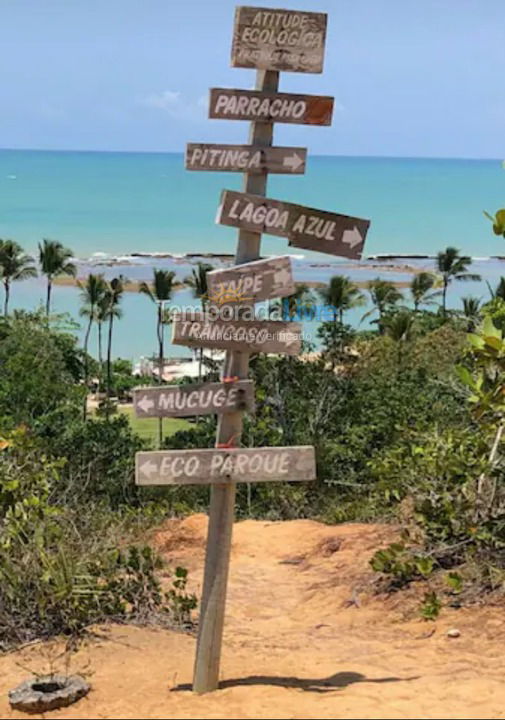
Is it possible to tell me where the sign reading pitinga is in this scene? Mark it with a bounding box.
[185,143,306,174]
[216,190,370,260]
[171,311,302,355]
[231,6,327,74]
[136,446,316,485]
[206,255,295,306]
[133,381,255,418]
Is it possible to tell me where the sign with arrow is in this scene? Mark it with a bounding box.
[185,143,306,174]
[231,6,327,74]
[216,190,370,260]
[206,255,295,306]
[136,446,316,485]
[172,312,302,355]
[209,88,333,126]
[133,380,255,418]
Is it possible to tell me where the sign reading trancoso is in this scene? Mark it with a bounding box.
[231,6,327,74]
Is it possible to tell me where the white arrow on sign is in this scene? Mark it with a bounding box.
[140,459,158,479]
[137,395,155,414]
[282,152,304,172]
[273,267,293,288]
[342,226,363,250]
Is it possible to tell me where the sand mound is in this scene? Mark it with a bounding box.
[1,515,505,719]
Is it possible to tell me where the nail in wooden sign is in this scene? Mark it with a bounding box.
[231,6,327,74]
[209,89,333,126]
[136,446,316,485]
[206,255,295,306]
[133,380,255,418]
[216,190,370,260]
[185,144,306,174]
[172,312,302,355]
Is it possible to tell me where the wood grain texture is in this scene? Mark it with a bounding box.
[231,6,327,73]
[171,312,302,355]
[206,255,295,305]
[209,88,333,126]
[136,446,316,485]
[133,381,255,418]
[216,190,370,260]
[185,144,306,174]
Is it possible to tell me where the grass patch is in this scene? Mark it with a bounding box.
[117,405,192,443]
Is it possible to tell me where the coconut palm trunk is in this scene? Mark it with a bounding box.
[3,280,10,315]
[157,302,164,447]
[46,277,52,316]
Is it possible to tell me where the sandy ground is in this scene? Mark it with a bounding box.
[2,514,505,719]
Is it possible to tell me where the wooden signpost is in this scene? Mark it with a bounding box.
[206,255,295,305]
[217,190,370,260]
[186,143,306,174]
[133,380,255,418]
[231,6,327,73]
[136,446,316,485]
[135,3,370,696]
[172,312,302,355]
[209,88,333,125]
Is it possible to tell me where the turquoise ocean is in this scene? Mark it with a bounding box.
[1,149,504,359]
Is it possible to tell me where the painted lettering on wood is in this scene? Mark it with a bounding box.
[171,312,302,355]
[209,89,333,126]
[216,190,370,260]
[136,446,316,485]
[231,6,327,74]
[185,144,306,174]
[133,381,255,418]
[206,255,295,306]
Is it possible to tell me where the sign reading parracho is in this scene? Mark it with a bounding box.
[231,6,327,74]
[136,446,316,485]
[206,255,295,305]
[209,89,333,126]
[217,190,371,260]
[133,380,255,418]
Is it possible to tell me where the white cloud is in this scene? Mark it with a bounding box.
[137,90,206,121]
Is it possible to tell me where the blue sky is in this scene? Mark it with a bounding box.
[1,0,503,158]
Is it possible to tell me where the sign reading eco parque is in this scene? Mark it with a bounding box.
[231,6,327,74]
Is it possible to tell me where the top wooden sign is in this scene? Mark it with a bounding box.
[231,6,327,74]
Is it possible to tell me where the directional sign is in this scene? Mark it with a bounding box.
[209,89,333,126]
[216,190,370,260]
[185,144,306,174]
[133,381,255,418]
[172,312,302,355]
[206,256,295,306]
[231,6,327,74]
[136,446,316,485]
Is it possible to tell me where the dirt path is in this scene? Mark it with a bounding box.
[1,514,505,719]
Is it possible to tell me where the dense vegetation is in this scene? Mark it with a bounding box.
[2,241,505,643]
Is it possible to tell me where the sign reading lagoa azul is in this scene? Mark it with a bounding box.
[136,446,316,485]
[133,381,255,418]
[231,6,327,74]
[206,255,295,305]
[186,144,306,174]
[216,190,370,260]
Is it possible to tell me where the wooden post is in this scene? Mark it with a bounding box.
[192,68,279,694]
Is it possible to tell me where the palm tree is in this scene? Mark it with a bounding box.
[185,262,213,380]
[270,283,315,321]
[382,310,416,364]
[487,277,505,301]
[139,270,176,447]
[78,273,106,415]
[318,275,365,324]
[410,272,441,311]
[362,278,403,332]
[38,238,76,315]
[436,247,481,315]
[461,296,482,331]
[0,239,37,314]
[102,275,127,403]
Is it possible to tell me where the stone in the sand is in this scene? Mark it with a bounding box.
[8,674,90,713]
[447,628,461,638]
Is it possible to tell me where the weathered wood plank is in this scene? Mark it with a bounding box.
[216,190,370,260]
[206,255,295,306]
[209,88,333,126]
[231,6,327,74]
[136,446,316,485]
[171,312,302,355]
[133,381,255,418]
[185,144,306,174]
